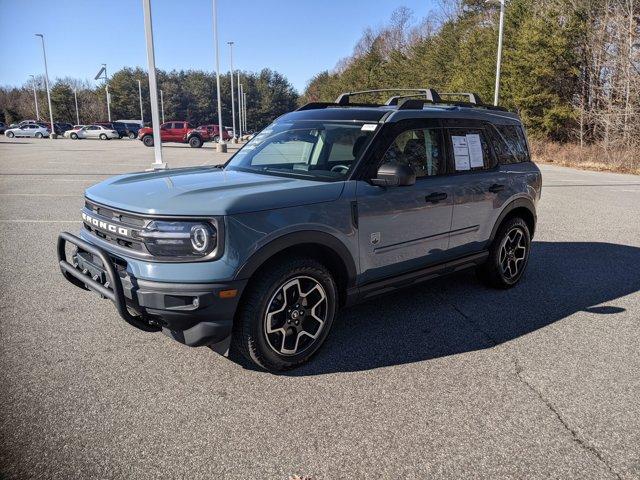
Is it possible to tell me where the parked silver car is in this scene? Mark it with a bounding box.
[69,125,119,140]
[5,123,50,138]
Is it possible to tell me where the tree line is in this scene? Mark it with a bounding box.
[302,0,639,149]
[0,67,299,131]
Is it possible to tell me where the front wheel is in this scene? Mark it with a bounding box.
[128,132,136,139]
[70,133,78,139]
[35,132,43,138]
[188,136,203,148]
[477,216,531,289]
[142,135,154,147]
[232,257,338,371]
[6,131,14,138]
[212,135,220,143]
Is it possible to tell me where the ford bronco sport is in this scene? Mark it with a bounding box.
[58,88,541,372]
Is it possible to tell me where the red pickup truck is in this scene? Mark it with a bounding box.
[138,121,210,148]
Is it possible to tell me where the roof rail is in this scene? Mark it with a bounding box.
[335,88,442,105]
[296,101,382,111]
[439,92,484,105]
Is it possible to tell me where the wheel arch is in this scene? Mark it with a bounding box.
[234,231,357,305]
[490,198,537,242]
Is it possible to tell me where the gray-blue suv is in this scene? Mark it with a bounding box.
[58,89,541,371]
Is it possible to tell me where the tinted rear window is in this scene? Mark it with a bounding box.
[491,124,530,164]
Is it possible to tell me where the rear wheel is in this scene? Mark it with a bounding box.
[212,135,220,143]
[128,132,136,139]
[6,131,14,138]
[477,216,531,289]
[232,257,338,371]
[35,132,43,138]
[99,133,107,140]
[70,133,78,139]
[188,136,203,148]
[142,135,154,147]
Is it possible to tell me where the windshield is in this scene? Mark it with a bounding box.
[226,121,377,181]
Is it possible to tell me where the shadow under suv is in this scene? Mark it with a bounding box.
[58,88,541,372]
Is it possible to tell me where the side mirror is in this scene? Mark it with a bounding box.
[371,162,416,187]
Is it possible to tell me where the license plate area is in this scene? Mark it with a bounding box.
[75,250,108,285]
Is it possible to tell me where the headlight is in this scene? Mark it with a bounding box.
[137,220,218,258]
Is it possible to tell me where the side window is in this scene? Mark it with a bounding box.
[173,122,184,129]
[380,128,444,178]
[446,128,493,172]
[492,124,530,164]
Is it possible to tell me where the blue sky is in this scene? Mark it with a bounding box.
[0,0,438,93]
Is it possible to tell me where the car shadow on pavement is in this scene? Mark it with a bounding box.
[276,241,640,376]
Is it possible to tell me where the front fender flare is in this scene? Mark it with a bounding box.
[234,230,357,287]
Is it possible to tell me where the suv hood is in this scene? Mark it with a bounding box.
[85,167,345,216]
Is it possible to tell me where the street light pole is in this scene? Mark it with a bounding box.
[74,88,80,124]
[35,34,54,139]
[227,41,236,142]
[212,0,226,152]
[160,89,165,123]
[102,63,112,121]
[243,91,247,132]
[138,79,144,124]
[29,75,40,120]
[494,0,506,106]
[237,76,242,140]
[142,0,165,169]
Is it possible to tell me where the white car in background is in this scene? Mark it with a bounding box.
[69,125,119,140]
[64,125,86,139]
[4,123,50,138]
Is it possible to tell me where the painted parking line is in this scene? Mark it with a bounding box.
[0,220,82,223]
[0,193,79,197]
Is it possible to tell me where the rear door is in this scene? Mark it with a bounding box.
[443,120,509,256]
[356,119,455,284]
[170,122,185,142]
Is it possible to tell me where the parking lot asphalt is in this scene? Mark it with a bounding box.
[0,137,639,479]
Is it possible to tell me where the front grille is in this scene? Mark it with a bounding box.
[83,199,147,254]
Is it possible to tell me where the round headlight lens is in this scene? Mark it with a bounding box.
[191,225,209,252]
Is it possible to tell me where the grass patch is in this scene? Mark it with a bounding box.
[530,141,640,175]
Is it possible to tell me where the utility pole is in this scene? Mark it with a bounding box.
[212,0,226,152]
[237,75,243,140]
[142,0,165,169]
[138,79,144,124]
[494,0,506,106]
[243,92,247,132]
[35,34,55,139]
[160,89,165,124]
[74,88,80,125]
[29,74,40,120]
[227,41,237,142]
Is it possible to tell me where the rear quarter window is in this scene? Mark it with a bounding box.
[491,124,530,164]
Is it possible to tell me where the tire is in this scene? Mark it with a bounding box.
[188,136,203,148]
[35,132,43,138]
[477,216,531,289]
[142,135,154,147]
[100,133,107,140]
[212,135,220,143]
[128,132,136,139]
[70,133,78,140]
[232,256,338,371]
[6,131,14,138]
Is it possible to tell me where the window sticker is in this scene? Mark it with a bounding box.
[452,135,470,171]
[466,134,484,168]
[361,123,377,131]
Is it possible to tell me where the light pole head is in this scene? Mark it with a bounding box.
[35,33,43,38]
[227,41,234,46]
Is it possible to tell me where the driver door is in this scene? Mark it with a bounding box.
[356,120,455,284]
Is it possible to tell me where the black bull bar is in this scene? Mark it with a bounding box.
[57,231,159,332]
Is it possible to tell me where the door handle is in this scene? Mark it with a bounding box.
[488,184,505,193]
[425,192,448,203]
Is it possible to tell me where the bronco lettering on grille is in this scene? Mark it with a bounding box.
[82,212,130,237]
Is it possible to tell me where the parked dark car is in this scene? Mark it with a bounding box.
[0,122,5,134]
[123,122,141,139]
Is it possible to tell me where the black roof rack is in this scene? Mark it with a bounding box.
[296,88,508,112]
[439,92,483,105]
[335,88,442,105]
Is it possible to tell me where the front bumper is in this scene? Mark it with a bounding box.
[57,232,245,347]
